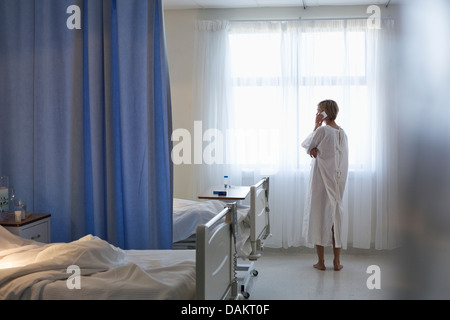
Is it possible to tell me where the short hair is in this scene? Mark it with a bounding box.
[318,99,339,121]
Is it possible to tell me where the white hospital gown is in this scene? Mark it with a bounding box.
[301,125,348,248]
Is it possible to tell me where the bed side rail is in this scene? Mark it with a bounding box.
[196,202,239,300]
[249,176,271,260]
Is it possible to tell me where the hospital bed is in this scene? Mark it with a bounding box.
[173,177,272,298]
[173,198,252,257]
[0,203,240,300]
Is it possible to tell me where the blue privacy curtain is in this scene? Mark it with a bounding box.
[0,0,173,249]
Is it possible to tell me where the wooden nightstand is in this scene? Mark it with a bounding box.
[0,213,51,243]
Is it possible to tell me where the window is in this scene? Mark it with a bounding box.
[229,22,371,171]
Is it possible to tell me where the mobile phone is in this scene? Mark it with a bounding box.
[320,111,328,119]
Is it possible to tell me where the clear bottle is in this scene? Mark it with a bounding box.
[224,175,229,189]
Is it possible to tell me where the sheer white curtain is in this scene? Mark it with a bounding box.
[190,20,238,198]
[191,18,399,250]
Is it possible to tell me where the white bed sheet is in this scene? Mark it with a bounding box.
[173,198,251,257]
[0,226,196,300]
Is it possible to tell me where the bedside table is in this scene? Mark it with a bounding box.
[0,213,51,243]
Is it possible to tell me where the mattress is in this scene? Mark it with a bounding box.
[173,198,251,257]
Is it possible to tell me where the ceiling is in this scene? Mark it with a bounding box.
[163,0,398,10]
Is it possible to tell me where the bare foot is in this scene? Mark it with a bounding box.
[333,260,343,271]
[314,263,326,271]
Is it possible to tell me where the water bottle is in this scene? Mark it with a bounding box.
[224,175,229,189]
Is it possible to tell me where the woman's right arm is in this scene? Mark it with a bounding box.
[314,112,325,131]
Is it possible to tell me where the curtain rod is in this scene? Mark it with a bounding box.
[301,0,390,10]
[230,17,393,23]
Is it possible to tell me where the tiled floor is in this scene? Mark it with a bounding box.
[236,247,401,300]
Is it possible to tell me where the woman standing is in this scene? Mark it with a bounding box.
[301,100,349,271]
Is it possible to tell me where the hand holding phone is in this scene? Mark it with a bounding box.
[315,110,327,129]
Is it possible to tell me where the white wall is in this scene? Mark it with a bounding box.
[163,5,398,199]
